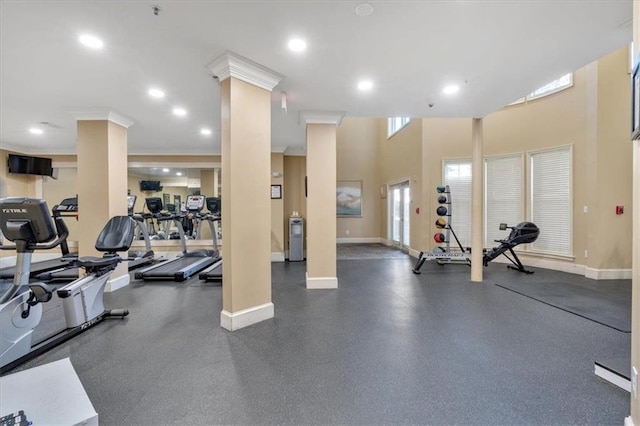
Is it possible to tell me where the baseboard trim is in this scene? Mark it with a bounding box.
[625,416,635,426]
[220,302,274,331]
[305,272,338,289]
[585,267,633,280]
[408,248,421,258]
[271,252,285,262]
[594,363,631,392]
[106,273,130,292]
[491,255,585,276]
[337,237,382,244]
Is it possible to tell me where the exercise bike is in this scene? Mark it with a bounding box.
[482,222,540,274]
[0,197,134,374]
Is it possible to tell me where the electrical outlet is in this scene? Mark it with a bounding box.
[346,230,350,236]
[632,366,638,399]
[583,205,588,213]
[584,250,588,258]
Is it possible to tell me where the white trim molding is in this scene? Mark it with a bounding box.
[207,51,284,92]
[337,237,382,244]
[271,252,285,262]
[585,267,633,280]
[220,302,274,331]
[625,416,635,426]
[70,109,135,128]
[306,272,338,289]
[106,273,130,292]
[594,363,631,392]
[408,248,421,258]
[299,110,345,126]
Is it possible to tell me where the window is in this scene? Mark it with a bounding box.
[443,159,472,248]
[387,117,410,138]
[528,73,573,100]
[529,146,572,256]
[506,73,573,106]
[484,154,524,247]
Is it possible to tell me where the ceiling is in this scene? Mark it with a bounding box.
[0,1,632,156]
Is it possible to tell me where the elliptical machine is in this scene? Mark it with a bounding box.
[0,197,134,374]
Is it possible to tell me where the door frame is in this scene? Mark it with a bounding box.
[387,178,411,251]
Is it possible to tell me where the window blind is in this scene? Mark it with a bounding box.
[529,146,572,255]
[484,155,524,247]
[443,160,472,248]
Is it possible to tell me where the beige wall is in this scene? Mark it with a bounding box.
[336,117,381,239]
[0,150,39,260]
[378,118,423,248]
[283,155,306,255]
[422,118,472,252]
[271,153,285,256]
[0,150,38,199]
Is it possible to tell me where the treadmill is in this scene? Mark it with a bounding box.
[134,195,220,282]
[0,197,77,280]
[126,195,156,270]
[199,197,222,282]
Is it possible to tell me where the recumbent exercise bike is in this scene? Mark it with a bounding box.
[0,197,134,374]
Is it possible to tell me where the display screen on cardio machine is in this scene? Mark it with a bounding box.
[186,195,205,211]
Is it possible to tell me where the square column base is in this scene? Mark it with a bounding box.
[305,272,338,289]
[106,273,130,292]
[221,302,274,331]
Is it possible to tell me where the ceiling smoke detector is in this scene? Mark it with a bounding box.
[355,3,374,17]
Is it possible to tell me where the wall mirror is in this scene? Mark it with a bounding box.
[41,163,221,250]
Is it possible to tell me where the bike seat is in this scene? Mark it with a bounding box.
[75,255,120,268]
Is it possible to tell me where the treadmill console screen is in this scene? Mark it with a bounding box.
[145,197,163,213]
[186,195,205,212]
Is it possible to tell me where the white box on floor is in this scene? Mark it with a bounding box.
[0,357,98,425]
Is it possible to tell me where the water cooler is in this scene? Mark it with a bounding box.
[289,217,304,261]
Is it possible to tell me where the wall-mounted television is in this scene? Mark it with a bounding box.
[7,154,54,177]
[140,180,163,192]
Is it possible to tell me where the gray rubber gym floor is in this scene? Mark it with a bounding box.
[6,256,631,425]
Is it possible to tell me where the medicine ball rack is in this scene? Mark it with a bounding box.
[412,184,471,274]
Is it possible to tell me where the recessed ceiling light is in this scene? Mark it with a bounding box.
[443,85,460,95]
[200,128,212,135]
[148,88,165,99]
[162,168,170,172]
[176,172,183,176]
[78,34,104,49]
[355,3,374,17]
[172,107,187,116]
[288,38,307,52]
[358,80,374,91]
[29,128,43,135]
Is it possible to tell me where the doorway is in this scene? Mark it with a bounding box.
[389,181,410,251]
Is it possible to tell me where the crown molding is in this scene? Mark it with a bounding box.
[271,145,288,154]
[69,109,135,128]
[299,110,345,126]
[207,51,284,92]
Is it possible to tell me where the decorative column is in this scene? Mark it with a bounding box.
[470,118,484,282]
[301,111,344,289]
[208,52,283,331]
[74,110,133,292]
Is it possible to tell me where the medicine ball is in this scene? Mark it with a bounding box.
[436,206,448,216]
[437,195,447,204]
[433,233,446,243]
[436,185,446,193]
